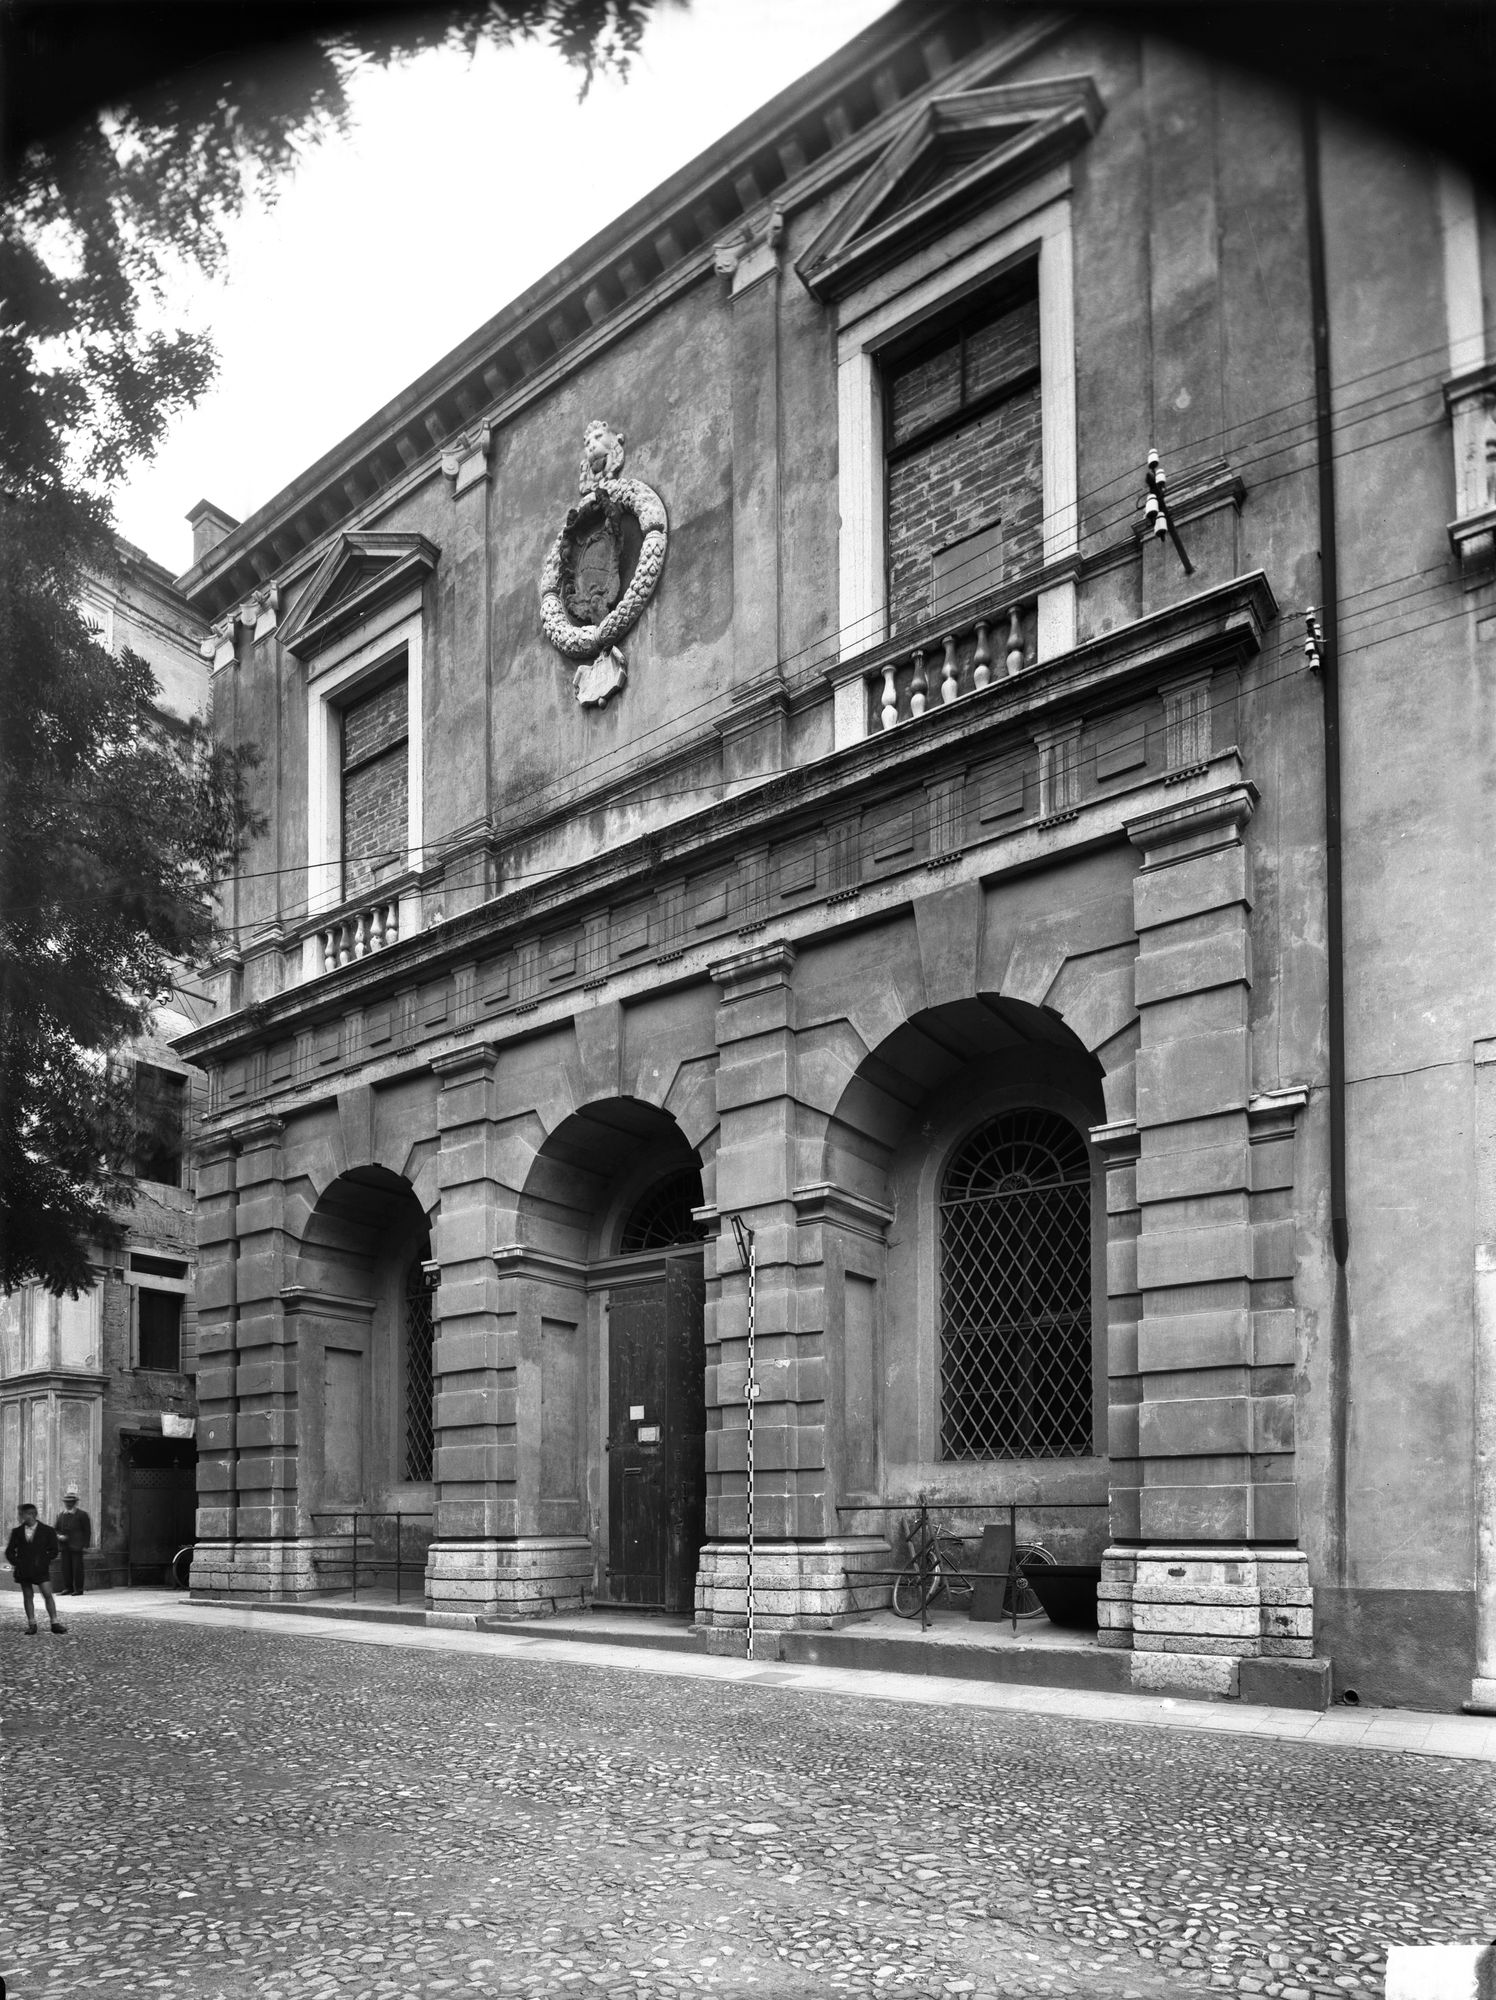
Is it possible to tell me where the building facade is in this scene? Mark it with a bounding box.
[174,4,1496,1710]
[0,542,210,1584]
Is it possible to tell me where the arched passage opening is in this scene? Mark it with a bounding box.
[516,1100,712,1614]
[293,1165,436,1584]
[820,993,1110,1556]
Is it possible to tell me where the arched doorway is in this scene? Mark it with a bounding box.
[517,1101,711,1614]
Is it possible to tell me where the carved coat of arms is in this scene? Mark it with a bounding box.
[539,421,669,707]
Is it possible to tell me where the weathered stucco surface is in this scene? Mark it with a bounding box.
[176,4,1496,1707]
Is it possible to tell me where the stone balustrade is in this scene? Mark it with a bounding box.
[867,596,1039,733]
[318,895,401,973]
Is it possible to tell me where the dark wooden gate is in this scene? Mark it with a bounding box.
[128,1460,197,1581]
[606,1253,706,1611]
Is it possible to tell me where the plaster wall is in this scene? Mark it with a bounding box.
[180,9,1496,1699]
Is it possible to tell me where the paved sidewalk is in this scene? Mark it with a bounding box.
[66,1587,1496,1763]
[6,1593,1495,2000]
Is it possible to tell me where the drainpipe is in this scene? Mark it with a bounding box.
[1303,97,1351,1584]
[223,1135,240,1558]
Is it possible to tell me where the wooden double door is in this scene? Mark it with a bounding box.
[606,1254,706,1612]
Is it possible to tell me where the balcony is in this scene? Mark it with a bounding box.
[317,894,401,973]
[865,596,1039,734]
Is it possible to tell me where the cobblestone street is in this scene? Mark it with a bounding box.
[2,1601,1493,2000]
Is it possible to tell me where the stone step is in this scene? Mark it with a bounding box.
[777,1627,1138,1696]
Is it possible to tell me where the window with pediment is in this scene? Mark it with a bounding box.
[798,73,1100,728]
[278,532,436,973]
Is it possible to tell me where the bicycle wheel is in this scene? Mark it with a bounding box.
[892,1559,942,1618]
[170,1545,194,1591]
[1004,1546,1055,1619]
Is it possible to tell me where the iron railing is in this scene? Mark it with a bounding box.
[307,1509,434,1604]
[849,1495,1107,1635]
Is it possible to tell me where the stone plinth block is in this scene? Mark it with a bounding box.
[1102,1545,1314,1674]
[425,1537,591,1625]
[190,1538,342,1603]
[1130,1650,1239,1698]
[695,1538,891,1631]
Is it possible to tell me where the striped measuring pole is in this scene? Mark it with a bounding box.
[731,1216,758,1660]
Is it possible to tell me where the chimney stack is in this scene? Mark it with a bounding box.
[187,499,240,568]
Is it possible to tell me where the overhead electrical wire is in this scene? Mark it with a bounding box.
[2,347,1472,929]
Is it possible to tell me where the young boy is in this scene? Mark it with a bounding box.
[5,1502,67,1634]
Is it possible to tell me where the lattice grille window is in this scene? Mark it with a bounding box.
[403,1259,435,1483]
[619,1166,708,1253]
[939,1108,1093,1460]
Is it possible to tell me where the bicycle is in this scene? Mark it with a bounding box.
[169,1543,194,1590]
[891,1507,1055,1619]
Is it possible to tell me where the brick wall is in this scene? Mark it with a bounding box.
[887,296,1039,445]
[886,291,1043,635]
[341,673,408,901]
[887,382,1044,632]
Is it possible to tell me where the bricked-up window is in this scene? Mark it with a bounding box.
[939,1108,1092,1460]
[884,265,1042,634]
[340,668,408,902]
[133,1065,186,1185]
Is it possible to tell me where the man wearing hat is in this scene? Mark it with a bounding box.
[5,1502,66,1634]
[54,1487,91,1595]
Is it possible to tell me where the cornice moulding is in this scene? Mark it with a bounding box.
[175,577,1274,1067]
[791,1182,896,1238]
[279,1287,375,1320]
[174,11,1073,618]
[183,748,1247,1107]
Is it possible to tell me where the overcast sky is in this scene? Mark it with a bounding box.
[113,0,892,575]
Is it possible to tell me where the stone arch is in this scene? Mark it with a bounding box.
[818,993,1109,1205]
[510,1095,713,1615]
[815,994,1112,1539]
[290,1165,437,1574]
[517,1096,712,1264]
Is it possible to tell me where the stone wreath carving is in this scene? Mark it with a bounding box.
[539,420,668,708]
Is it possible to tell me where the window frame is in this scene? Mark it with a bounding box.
[303,591,424,957]
[132,1061,187,1187]
[127,1252,191,1377]
[936,1105,1096,1463]
[337,660,413,905]
[832,163,1078,744]
[895,1075,1108,1475]
[135,1287,185,1374]
[401,1254,437,1486]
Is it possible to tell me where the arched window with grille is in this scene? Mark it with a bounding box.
[939,1108,1093,1460]
[619,1165,708,1254]
[403,1256,436,1482]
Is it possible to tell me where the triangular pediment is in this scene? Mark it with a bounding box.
[796,78,1104,303]
[281,532,440,660]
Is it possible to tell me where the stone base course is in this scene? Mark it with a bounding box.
[190,1538,359,1601]
[695,1538,892,1631]
[425,1537,591,1624]
[1129,1648,1240,1698]
[1466,1674,1496,1715]
[1102,1544,1315,1693]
